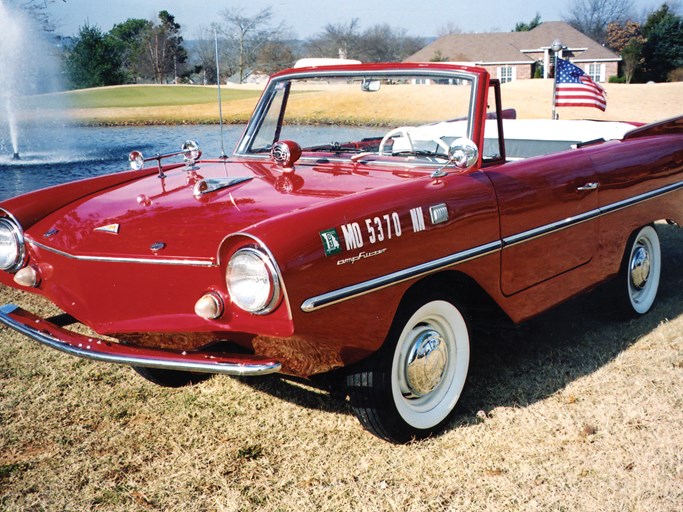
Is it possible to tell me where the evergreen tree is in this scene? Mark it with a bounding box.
[514,13,542,32]
[640,4,683,82]
[108,18,153,83]
[65,24,125,89]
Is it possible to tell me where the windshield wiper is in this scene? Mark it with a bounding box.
[305,143,364,153]
[390,150,447,158]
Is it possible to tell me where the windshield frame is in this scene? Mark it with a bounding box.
[234,65,482,165]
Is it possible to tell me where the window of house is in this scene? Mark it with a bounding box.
[587,63,604,82]
[498,66,515,83]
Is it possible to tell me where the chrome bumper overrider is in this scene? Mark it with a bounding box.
[0,304,281,376]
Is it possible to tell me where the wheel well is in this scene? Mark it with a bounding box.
[398,270,508,326]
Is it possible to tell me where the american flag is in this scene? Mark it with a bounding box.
[554,58,607,111]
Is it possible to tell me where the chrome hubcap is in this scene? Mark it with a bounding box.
[404,328,448,398]
[630,245,650,290]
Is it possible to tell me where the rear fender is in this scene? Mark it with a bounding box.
[623,115,683,140]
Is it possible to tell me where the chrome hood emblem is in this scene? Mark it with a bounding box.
[193,176,253,197]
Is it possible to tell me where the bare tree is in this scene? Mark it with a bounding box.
[564,0,635,43]
[305,19,362,60]
[437,22,463,37]
[218,7,285,83]
[192,24,225,84]
[6,0,61,32]
[356,24,424,62]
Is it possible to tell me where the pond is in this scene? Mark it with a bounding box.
[0,123,248,201]
[0,123,387,201]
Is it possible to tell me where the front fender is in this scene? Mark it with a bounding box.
[0,166,161,230]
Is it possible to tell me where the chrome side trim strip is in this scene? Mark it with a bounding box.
[599,180,683,215]
[301,179,683,313]
[503,208,601,246]
[28,239,216,267]
[503,180,683,247]
[0,304,281,376]
[301,241,502,312]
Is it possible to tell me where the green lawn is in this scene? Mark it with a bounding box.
[28,85,262,109]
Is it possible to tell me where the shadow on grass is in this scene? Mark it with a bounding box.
[235,224,683,431]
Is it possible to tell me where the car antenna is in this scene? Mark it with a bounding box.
[215,29,227,159]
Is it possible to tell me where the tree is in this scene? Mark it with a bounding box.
[5,0,60,32]
[218,7,285,83]
[305,20,423,63]
[108,18,153,83]
[640,4,683,82]
[64,24,125,89]
[137,10,187,83]
[606,20,645,83]
[191,24,223,85]
[256,41,296,75]
[356,24,424,62]
[437,22,463,37]
[306,19,362,60]
[429,50,450,62]
[565,0,635,44]
[514,13,542,32]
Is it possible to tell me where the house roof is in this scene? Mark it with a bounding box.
[406,22,620,64]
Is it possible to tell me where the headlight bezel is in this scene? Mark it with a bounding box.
[226,247,282,315]
[0,217,26,273]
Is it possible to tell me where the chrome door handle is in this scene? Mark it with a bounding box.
[577,182,599,191]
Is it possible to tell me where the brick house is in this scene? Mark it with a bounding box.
[406,22,620,83]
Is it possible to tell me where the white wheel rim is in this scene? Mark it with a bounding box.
[627,226,661,314]
[391,300,469,429]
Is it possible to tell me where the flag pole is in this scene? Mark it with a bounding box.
[551,39,563,120]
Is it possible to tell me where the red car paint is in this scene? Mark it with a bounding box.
[0,63,681,439]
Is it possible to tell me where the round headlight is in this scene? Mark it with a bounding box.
[0,218,25,272]
[226,248,281,314]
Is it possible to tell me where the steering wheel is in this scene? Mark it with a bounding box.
[379,126,451,156]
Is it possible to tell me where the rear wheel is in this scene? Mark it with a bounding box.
[346,294,470,443]
[615,225,661,316]
[132,366,211,388]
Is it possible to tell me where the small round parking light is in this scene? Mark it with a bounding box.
[13,265,40,288]
[194,292,224,320]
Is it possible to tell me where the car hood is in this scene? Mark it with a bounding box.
[28,158,412,261]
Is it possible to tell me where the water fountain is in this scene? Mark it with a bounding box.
[0,0,64,163]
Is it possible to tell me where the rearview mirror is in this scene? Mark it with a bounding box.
[361,79,381,92]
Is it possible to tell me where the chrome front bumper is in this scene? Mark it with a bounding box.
[0,304,281,376]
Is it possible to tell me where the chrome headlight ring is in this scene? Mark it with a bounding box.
[226,247,282,315]
[0,217,26,273]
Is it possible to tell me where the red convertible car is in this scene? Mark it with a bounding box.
[1,63,681,443]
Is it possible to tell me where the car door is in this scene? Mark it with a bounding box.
[486,150,600,295]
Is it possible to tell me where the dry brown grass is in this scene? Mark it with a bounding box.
[54,80,683,126]
[0,222,682,511]
[500,80,683,122]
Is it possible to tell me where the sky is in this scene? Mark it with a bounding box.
[45,0,669,40]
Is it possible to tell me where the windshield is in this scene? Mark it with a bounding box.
[236,69,476,162]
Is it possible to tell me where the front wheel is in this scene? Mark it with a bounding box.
[346,295,470,443]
